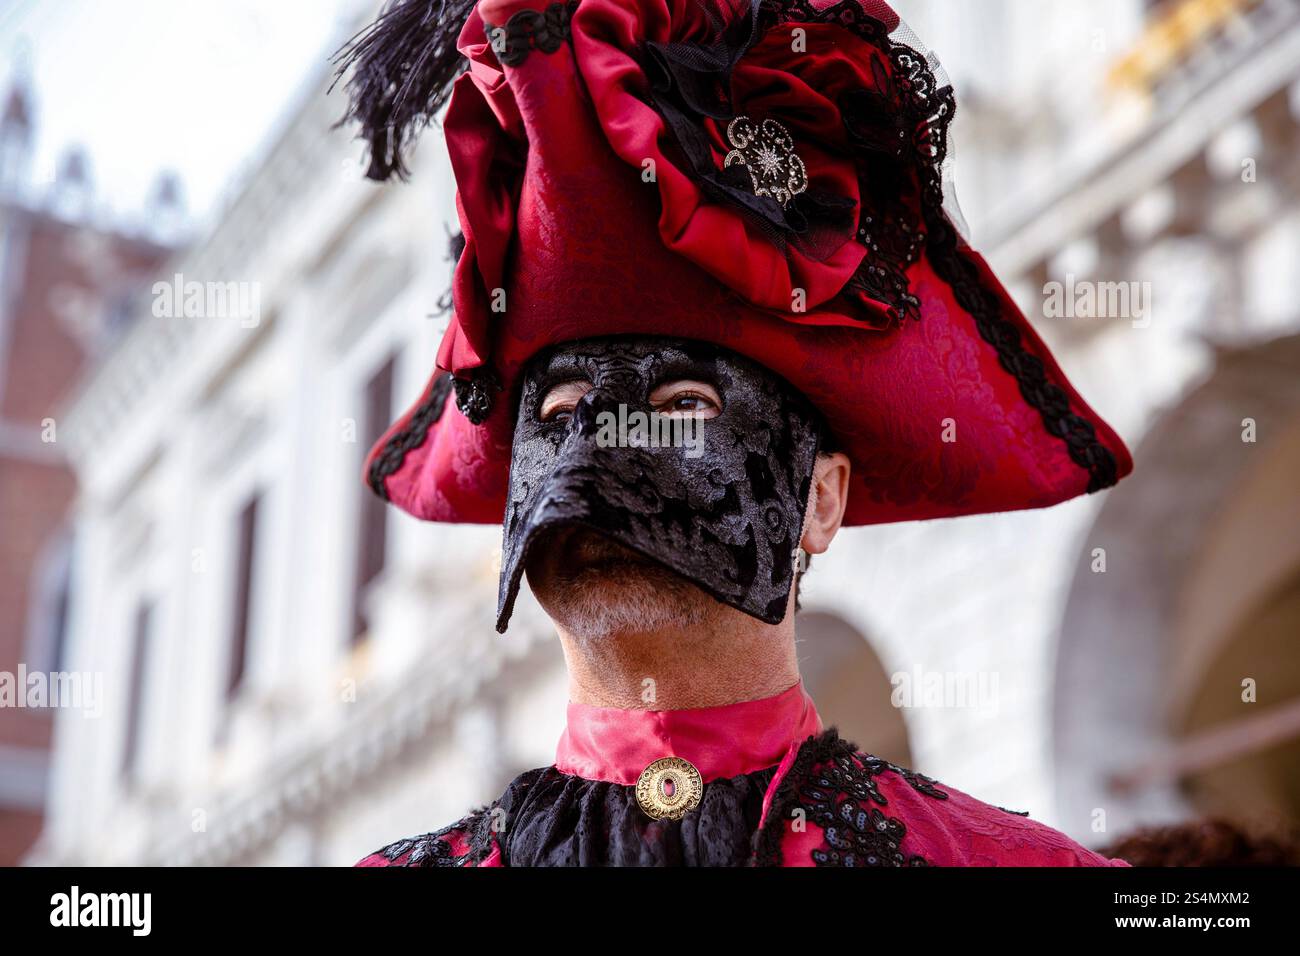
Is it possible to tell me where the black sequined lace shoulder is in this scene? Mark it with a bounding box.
[372,820,474,868]
[753,728,951,866]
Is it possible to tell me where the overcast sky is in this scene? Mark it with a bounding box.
[0,0,366,227]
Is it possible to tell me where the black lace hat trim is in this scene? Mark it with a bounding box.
[483,1,579,67]
[365,362,503,502]
[922,207,1119,491]
[762,0,943,327]
[367,372,454,500]
[762,0,1118,492]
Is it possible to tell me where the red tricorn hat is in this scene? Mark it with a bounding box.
[340,0,1132,526]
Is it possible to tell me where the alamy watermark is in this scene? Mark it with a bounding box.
[891,667,999,715]
[594,404,706,458]
[152,273,261,328]
[50,886,150,936]
[0,666,102,718]
[1043,273,1151,328]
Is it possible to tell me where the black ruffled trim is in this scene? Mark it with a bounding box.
[639,0,941,327]
[751,728,828,866]
[492,764,778,866]
[367,372,454,500]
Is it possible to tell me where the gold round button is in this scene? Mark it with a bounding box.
[636,756,704,821]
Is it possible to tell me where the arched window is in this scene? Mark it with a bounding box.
[798,611,912,767]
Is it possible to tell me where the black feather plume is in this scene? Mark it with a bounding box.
[331,0,478,181]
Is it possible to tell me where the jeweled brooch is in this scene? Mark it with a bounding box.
[636,756,704,821]
[724,116,808,209]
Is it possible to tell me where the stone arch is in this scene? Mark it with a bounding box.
[798,610,912,766]
[1054,332,1300,839]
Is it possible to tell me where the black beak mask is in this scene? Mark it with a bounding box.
[495,336,823,633]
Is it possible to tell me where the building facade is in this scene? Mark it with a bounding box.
[0,78,172,864]
[28,0,1300,865]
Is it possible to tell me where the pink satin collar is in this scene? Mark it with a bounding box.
[555,681,823,785]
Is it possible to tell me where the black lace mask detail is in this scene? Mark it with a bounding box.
[483,0,578,67]
[495,335,822,632]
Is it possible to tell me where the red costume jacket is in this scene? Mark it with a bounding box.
[357,682,1128,867]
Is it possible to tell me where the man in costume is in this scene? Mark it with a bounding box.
[337,0,1134,866]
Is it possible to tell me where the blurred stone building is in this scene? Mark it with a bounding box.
[0,77,172,864]
[26,0,1300,865]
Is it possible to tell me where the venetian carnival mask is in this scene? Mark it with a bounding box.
[495,336,823,633]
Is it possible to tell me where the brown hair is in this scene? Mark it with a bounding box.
[1101,817,1300,867]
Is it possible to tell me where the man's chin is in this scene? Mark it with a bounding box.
[524,526,716,640]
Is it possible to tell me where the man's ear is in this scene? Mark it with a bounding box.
[801,451,851,556]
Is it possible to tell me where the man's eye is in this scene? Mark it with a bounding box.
[541,405,575,424]
[656,391,719,416]
[538,380,593,423]
[670,395,706,412]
